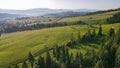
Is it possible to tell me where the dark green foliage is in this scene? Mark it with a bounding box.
[107,12,120,24]
[82,49,97,68]
[81,29,98,43]
[70,33,75,44]
[9,27,120,68]
[67,33,77,47]
[108,27,115,37]
[28,52,35,63]
[77,31,81,43]
[38,56,45,68]
[28,52,35,68]
[94,60,104,68]
[14,64,19,68]
[60,62,66,68]
[8,66,11,68]
[115,28,120,44]
[0,20,85,33]
[45,52,52,68]
[97,29,120,68]
[22,61,28,68]
[91,29,96,40]
[98,24,102,36]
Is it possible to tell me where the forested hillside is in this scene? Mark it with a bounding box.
[0,9,120,68]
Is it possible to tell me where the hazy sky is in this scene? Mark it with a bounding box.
[0,0,120,10]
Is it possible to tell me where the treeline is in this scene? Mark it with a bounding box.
[106,12,120,24]
[87,8,120,15]
[0,21,85,33]
[67,24,104,47]
[9,25,120,68]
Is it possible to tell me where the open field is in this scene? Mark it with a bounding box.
[59,11,120,24]
[0,23,120,68]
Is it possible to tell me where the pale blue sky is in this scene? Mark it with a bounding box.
[0,0,120,10]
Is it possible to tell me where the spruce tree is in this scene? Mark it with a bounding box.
[46,52,52,68]
[38,56,45,68]
[14,64,19,68]
[53,49,56,58]
[115,28,120,44]
[22,61,28,68]
[91,29,96,40]
[78,31,81,42]
[28,52,35,68]
[108,27,115,37]
[98,24,102,36]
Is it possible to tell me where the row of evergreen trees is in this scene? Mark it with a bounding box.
[106,12,120,24]
[67,24,104,47]
[9,25,120,68]
[0,21,85,33]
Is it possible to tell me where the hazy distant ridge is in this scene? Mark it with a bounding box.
[0,8,98,16]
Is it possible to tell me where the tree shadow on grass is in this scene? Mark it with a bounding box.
[69,41,99,50]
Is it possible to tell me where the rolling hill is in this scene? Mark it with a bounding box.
[0,23,120,68]
[0,8,97,16]
[0,9,120,68]
[58,10,120,24]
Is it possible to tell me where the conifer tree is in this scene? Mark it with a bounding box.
[53,49,56,58]
[38,56,45,68]
[46,52,52,68]
[22,61,28,68]
[28,52,35,68]
[115,28,120,44]
[98,24,102,36]
[91,29,96,40]
[14,64,19,68]
[70,33,76,45]
[108,27,115,37]
[78,31,81,42]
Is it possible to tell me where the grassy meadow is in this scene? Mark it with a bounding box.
[59,11,120,24]
[0,23,120,68]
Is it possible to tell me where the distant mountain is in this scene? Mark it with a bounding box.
[0,13,25,20]
[0,8,98,16]
[45,11,89,17]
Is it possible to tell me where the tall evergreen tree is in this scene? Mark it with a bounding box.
[98,24,102,36]
[46,52,52,68]
[115,28,120,44]
[14,64,19,68]
[108,27,115,37]
[91,29,96,40]
[28,52,35,68]
[78,31,81,42]
[38,56,45,68]
[22,61,28,68]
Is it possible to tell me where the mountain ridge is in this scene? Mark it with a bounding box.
[0,8,98,16]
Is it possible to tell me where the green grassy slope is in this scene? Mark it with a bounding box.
[0,25,90,67]
[59,11,120,24]
[5,17,59,25]
[0,23,120,68]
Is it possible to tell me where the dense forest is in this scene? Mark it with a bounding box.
[107,12,120,24]
[0,20,85,33]
[9,25,120,68]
